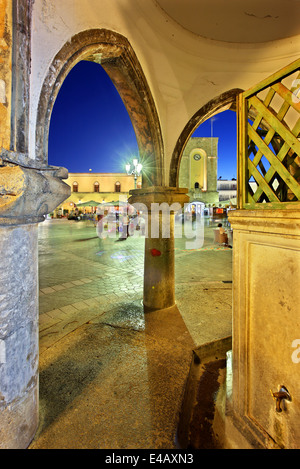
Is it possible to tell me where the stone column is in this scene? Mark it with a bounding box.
[129,186,189,312]
[0,223,39,449]
[0,160,70,449]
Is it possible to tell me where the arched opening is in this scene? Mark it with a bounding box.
[172,90,240,345]
[34,30,163,443]
[169,89,242,187]
[36,29,160,301]
[36,29,163,187]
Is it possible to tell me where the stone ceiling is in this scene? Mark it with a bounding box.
[154,0,300,43]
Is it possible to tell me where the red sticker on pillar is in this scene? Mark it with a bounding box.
[150,248,161,257]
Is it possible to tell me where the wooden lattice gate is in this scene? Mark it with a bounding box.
[232,58,300,449]
[237,58,300,210]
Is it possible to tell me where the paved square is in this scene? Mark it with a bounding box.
[31,217,233,449]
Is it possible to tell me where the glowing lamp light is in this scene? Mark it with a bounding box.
[126,158,143,189]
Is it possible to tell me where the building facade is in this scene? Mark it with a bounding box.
[66,172,141,195]
[217,178,237,203]
[55,172,142,215]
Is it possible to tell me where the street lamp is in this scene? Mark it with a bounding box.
[126,158,142,189]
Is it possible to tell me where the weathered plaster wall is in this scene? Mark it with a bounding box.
[29,0,300,184]
[0,0,11,150]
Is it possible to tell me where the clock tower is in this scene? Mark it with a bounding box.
[179,137,219,205]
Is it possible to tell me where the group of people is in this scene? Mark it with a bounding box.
[96,211,144,240]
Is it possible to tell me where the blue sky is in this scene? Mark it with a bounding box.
[192,110,237,179]
[48,60,237,179]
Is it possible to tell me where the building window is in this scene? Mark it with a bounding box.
[194,182,200,189]
[94,181,99,192]
[115,182,121,192]
[73,182,78,192]
[137,181,142,189]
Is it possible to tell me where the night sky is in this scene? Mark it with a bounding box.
[48,60,237,179]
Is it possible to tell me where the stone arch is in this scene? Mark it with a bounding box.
[169,89,243,187]
[35,29,164,187]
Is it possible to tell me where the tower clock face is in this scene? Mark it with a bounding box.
[193,153,201,161]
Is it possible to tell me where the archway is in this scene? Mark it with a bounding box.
[35,29,163,187]
[171,90,241,346]
[169,89,242,188]
[30,29,166,447]
[35,29,165,347]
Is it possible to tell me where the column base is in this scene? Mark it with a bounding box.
[143,303,177,314]
[0,385,39,449]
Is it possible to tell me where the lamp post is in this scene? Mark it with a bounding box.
[126,158,142,189]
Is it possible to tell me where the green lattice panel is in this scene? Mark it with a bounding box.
[239,59,300,209]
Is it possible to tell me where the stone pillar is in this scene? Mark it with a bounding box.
[129,186,189,312]
[0,160,70,449]
[0,223,39,449]
[225,209,300,449]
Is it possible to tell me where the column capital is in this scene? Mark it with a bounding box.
[128,186,189,210]
[0,162,70,226]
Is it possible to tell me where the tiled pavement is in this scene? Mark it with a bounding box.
[38,218,232,352]
[38,219,145,353]
[30,217,233,449]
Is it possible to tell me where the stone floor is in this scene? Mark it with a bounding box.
[29,217,232,449]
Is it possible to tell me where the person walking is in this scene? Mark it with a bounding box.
[120,212,129,240]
